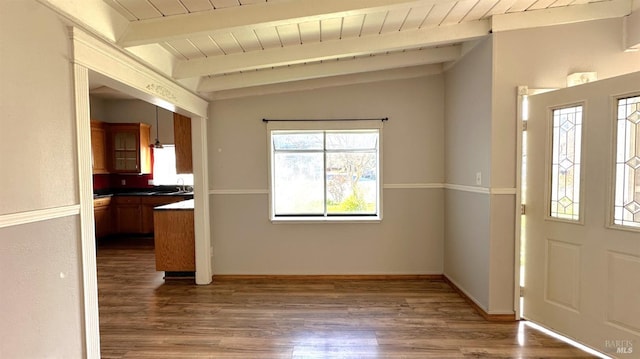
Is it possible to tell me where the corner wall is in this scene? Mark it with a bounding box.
[443,38,494,310]
[208,76,445,275]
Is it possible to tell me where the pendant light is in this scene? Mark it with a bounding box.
[154,105,163,149]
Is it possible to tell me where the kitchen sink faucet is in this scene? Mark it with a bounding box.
[176,178,186,192]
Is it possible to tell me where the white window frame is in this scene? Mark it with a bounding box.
[267,120,384,223]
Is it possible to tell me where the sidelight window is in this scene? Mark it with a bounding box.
[549,105,583,221]
[614,95,640,228]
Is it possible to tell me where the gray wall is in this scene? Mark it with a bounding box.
[209,76,445,274]
[444,38,493,188]
[0,1,84,357]
[444,38,494,310]
[0,217,84,357]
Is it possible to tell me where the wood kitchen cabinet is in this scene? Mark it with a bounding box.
[113,195,190,235]
[154,200,195,272]
[90,121,108,174]
[108,123,151,174]
[114,196,142,234]
[141,196,187,233]
[93,196,112,238]
[173,113,193,174]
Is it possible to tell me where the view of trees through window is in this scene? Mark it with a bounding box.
[272,130,379,216]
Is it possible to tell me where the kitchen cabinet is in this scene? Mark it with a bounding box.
[113,195,190,235]
[90,121,108,174]
[173,113,193,174]
[141,196,186,233]
[93,196,112,238]
[114,196,142,234]
[108,123,151,174]
[154,200,195,272]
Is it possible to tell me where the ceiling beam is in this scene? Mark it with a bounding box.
[624,9,640,50]
[198,46,460,92]
[491,0,632,32]
[208,64,444,100]
[175,20,489,79]
[118,0,456,47]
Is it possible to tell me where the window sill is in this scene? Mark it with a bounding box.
[270,216,381,224]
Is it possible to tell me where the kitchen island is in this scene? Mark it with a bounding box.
[153,199,195,275]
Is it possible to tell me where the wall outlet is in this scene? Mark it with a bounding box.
[121,179,126,186]
[475,172,482,186]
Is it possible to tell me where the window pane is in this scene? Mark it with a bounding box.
[550,105,582,220]
[273,132,323,150]
[326,131,378,150]
[326,152,377,214]
[614,95,640,227]
[270,129,380,218]
[153,145,194,186]
[273,152,324,215]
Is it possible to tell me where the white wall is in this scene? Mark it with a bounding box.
[444,38,494,310]
[0,1,84,357]
[209,76,445,274]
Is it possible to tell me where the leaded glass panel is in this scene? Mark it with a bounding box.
[614,95,640,228]
[550,105,582,220]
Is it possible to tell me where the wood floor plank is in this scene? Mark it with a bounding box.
[97,239,596,358]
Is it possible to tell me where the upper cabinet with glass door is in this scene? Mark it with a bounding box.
[108,123,152,174]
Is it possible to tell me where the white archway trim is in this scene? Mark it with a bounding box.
[71,27,208,118]
[73,63,101,358]
[71,26,212,357]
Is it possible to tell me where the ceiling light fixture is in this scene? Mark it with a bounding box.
[154,105,163,149]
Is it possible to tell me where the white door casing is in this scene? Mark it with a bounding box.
[523,71,640,357]
[71,26,211,357]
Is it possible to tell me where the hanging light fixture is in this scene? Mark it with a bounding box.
[154,105,163,149]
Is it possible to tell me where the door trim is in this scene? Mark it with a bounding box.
[71,26,211,357]
[516,86,557,321]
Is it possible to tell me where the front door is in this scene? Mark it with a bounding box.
[524,71,640,357]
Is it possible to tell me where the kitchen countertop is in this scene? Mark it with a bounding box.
[93,189,194,199]
[154,199,194,210]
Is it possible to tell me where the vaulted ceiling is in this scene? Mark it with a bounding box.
[95,0,635,99]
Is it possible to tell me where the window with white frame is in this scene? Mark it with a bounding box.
[549,105,583,221]
[153,145,194,186]
[614,95,640,228]
[268,121,382,220]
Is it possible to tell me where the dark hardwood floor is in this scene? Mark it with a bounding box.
[96,238,594,358]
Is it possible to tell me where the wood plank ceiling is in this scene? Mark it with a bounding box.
[102,0,631,99]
